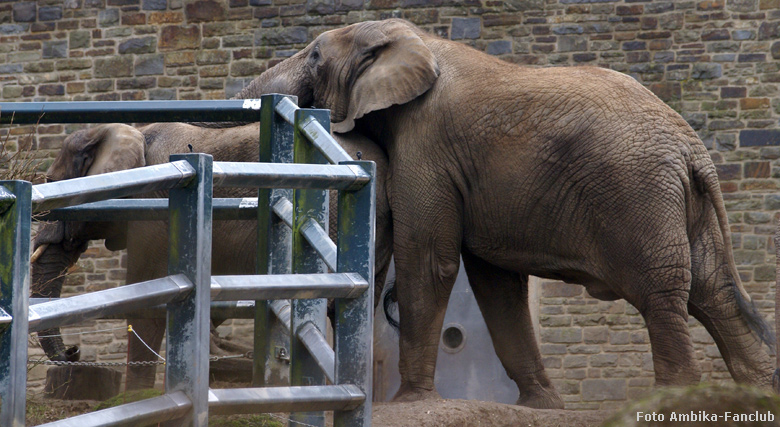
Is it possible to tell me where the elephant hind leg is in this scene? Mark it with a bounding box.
[688,228,773,386]
[635,287,701,386]
[461,250,563,409]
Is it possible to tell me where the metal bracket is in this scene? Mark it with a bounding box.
[275,346,290,363]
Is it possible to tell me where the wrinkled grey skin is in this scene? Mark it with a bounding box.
[227,18,774,409]
[32,122,392,389]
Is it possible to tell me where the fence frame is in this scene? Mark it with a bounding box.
[0,97,374,427]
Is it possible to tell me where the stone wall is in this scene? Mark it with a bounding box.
[2,0,779,409]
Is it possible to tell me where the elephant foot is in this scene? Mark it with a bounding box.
[516,387,565,409]
[392,384,442,402]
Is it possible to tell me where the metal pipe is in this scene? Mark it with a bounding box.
[29,299,256,320]
[31,161,195,212]
[208,385,364,415]
[40,197,259,222]
[300,117,353,165]
[36,391,192,427]
[28,274,193,333]
[212,162,370,191]
[274,96,298,125]
[300,218,338,272]
[298,322,335,383]
[211,273,367,301]
[0,306,10,326]
[0,100,263,124]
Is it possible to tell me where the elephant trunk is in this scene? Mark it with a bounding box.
[31,223,88,362]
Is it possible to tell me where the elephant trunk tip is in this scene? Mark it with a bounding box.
[735,286,775,351]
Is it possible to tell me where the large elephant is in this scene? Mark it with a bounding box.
[32,122,392,389]
[224,18,775,409]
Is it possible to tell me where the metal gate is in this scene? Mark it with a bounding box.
[0,94,374,426]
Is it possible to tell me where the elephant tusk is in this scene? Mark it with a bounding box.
[30,244,48,264]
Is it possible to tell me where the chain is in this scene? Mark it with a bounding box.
[27,352,253,368]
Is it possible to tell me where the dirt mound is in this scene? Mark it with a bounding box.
[602,383,780,426]
[373,399,608,427]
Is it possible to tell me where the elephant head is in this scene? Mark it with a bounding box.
[233,19,439,133]
[32,124,144,362]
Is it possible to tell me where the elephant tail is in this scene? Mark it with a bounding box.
[692,154,775,349]
[383,280,400,331]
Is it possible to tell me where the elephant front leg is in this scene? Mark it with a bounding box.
[390,179,463,402]
[461,250,564,409]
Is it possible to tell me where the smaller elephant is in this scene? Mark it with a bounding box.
[32,122,392,389]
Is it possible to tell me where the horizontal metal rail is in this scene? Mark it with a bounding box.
[37,391,192,427]
[28,274,193,333]
[29,299,256,320]
[208,385,364,415]
[0,99,264,124]
[40,198,259,222]
[210,273,367,301]
[32,161,195,212]
[213,162,369,190]
[299,322,335,383]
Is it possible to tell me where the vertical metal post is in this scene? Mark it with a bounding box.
[255,94,296,387]
[163,154,213,427]
[334,162,376,427]
[0,181,31,427]
[291,108,330,427]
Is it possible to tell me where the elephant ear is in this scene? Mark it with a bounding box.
[49,124,145,181]
[332,20,440,133]
[81,124,145,176]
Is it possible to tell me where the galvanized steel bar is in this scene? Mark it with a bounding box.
[30,298,256,320]
[270,299,292,331]
[298,322,336,383]
[40,197,259,222]
[212,161,369,190]
[291,107,331,427]
[0,306,11,327]
[164,153,213,427]
[334,160,377,427]
[0,181,32,427]
[211,273,367,301]
[0,99,264,124]
[301,218,338,272]
[274,96,298,125]
[272,196,294,228]
[256,94,296,387]
[208,385,364,415]
[300,117,354,165]
[37,391,193,427]
[31,161,195,212]
[28,274,193,333]
[0,186,15,215]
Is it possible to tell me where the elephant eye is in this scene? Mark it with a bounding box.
[309,45,320,63]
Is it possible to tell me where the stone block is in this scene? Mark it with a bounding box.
[583,326,608,343]
[186,0,226,22]
[740,129,780,146]
[98,9,120,27]
[135,54,164,75]
[721,86,747,98]
[582,379,627,401]
[144,0,168,9]
[119,36,157,54]
[13,2,36,22]
[149,88,176,100]
[559,35,588,52]
[773,41,780,59]
[451,18,480,40]
[256,26,308,45]
[230,60,264,76]
[691,63,722,79]
[541,328,582,344]
[541,282,582,298]
[42,40,68,59]
[94,56,134,78]
[69,30,91,49]
[744,161,770,178]
[38,6,62,21]
[160,25,201,50]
